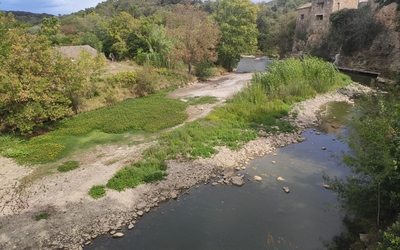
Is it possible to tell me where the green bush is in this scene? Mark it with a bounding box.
[195,61,217,80]
[57,161,79,172]
[89,185,106,199]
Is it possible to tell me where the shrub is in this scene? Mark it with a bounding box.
[57,161,79,172]
[89,185,106,199]
[195,61,218,80]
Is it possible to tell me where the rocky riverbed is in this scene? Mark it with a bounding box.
[0,79,370,250]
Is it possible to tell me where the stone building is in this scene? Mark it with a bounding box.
[293,0,360,52]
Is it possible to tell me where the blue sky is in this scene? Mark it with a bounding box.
[1,0,267,15]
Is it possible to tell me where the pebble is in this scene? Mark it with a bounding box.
[283,187,290,193]
[321,147,327,150]
[212,182,219,186]
[271,161,276,164]
[277,177,285,182]
[254,176,263,181]
[112,232,124,238]
[128,224,134,230]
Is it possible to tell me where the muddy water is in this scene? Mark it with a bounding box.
[87,120,352,249]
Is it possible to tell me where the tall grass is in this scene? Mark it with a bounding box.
[251,56,350,103]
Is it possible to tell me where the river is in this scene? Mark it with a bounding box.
[87,103,353,250]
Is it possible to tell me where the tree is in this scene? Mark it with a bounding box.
[213,0,259,71]
[40,16,60,37]
[325,93,400,228]
[166,4,220,74]
[0,13,105,134]
[106,12,139,60]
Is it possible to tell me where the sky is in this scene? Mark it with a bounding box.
[0,0,267,15]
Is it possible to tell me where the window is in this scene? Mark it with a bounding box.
[337,2,340,10]
[301,14,305,20]
[317,2,324,8]
[316,15,323,20]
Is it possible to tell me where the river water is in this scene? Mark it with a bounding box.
[87,102,353,250]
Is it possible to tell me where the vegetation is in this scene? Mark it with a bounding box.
[311,6,382,59]
[213,0,259,71]
[89,185,107,199]
[106,56,347,192]
[166,4,220,74]
[324,93,400,248]
[35,212,50,221]
[0,92,188,164]
[57,161,80,172]
[251,56,350,103]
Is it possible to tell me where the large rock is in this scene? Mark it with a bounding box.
[231,176,245,187]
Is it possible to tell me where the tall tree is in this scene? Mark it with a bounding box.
[213,0,259,71]
[166,4,220,74]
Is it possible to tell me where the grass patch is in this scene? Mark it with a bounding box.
[0,92,188,164]
[107,160,168,191]
[57,161,79,172]
[185,96,219,105]
[35,212,49,221]
[89,185,106,199]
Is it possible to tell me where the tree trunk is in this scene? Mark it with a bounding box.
[188,63,192,75]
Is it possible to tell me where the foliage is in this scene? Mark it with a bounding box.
[323,92,400,248]
[194,61,218,80]
[35,212,49,221]
[57,161,80,172]
[107,160,167,191]
[256,0,307,57]
[40,16,60,37]
[166,4,220,74]
[213,0,259,71]
[378,217,400,249]
[0,13,106,135]
[251,56,348,103]
[89,185,107,199]
[0,92,188,164]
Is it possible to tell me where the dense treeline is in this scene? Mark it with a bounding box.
[5,11,54,26]
[2,0,307,135]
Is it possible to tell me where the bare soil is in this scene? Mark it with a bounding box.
[0,73,369,250]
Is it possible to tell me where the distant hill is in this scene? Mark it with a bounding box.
[5,11,53,26]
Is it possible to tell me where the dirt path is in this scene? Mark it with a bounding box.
[0,74,369,250]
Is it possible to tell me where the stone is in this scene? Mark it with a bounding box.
[283,187,290,193]
[277,177,285,182]
[254,176,263,181]
[241,166,246,170]
[137,211,144,216]
[316,132,321,135]
[170,192,178,199]
[110,230,116,235]
[297,136,306,142]
[231,176,245,187]
[212,182,219,186]
[321,147,327,150]
[271,161,276,164]
[137,201,147,210]
[323,184,331,189]
[112,232,124,238]
[128,224,134,230]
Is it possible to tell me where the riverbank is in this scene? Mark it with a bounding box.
[0,79,370,250]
